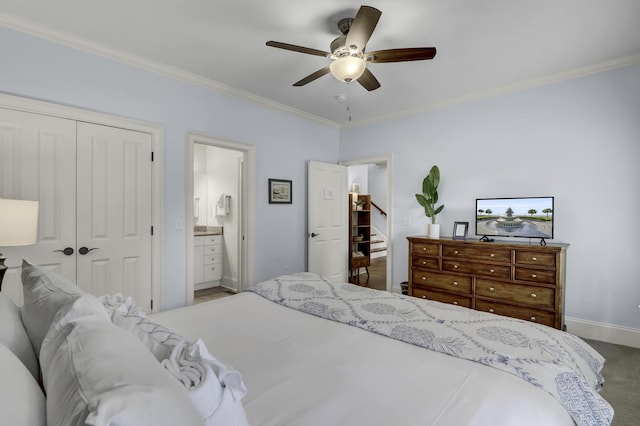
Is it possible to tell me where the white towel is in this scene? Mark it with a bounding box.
[162,339,248,425]
[99,293,144,318]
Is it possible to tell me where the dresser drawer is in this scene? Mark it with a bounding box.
[204,255,222,265]
[514,267,556,285]
[204,245,222,255]
[411,256,439,270]
[476,279,555,308]
[204,235,223,245]
[475,300,555,327]
[411,287,472,308]
[442,245,511,262]
[411,242,440,256]
[442,260,510,280]
[412,271,472,295]
[204,263,223,281]
[515,250,556,267]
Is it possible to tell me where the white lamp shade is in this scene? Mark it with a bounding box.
[330,56,367,82]
[0,199,39,246]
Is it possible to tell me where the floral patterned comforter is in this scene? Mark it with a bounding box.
[248,272,613,426]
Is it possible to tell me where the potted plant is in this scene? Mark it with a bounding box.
[415,165,444,238]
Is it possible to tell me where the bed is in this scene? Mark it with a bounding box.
[1,264,613,426]
[151,272,613,426]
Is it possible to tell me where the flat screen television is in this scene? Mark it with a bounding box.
[476,196,554,241]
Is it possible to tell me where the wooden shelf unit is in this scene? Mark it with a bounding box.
[349,194,371,284]
[407,236,568,329]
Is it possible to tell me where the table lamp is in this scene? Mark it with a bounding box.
[0,198,39,290]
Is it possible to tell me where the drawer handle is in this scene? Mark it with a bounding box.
[489,287,495,292]
[530,316,536,322]
[531,274,537,278]
[490,253,495,257]
[454,250,459,254]
[532,257,537,261]
[452,281,459,286]
[423,247,427,251]
[421,296,426,299]
[489,308,495,313]
[422,276,427,280]
[422,261,427,265]
[453,265,459,269]
[489,269,495,273]
[531,293,537,298]
[453,301,458,305]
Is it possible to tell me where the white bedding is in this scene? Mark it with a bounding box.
[151,292,576,426]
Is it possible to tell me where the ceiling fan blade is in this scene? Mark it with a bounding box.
[357,68,381,91]
[367,47,437,63]
[293,67,331,87]
[345,6,382,52]
[266,41,330,58]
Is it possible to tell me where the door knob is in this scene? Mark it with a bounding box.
[53,247,74,256]
[78,247,99,255]
[310,232,320,237]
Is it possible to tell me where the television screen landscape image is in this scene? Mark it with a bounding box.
[476,197,554,239]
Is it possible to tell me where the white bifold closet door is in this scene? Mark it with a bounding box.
[0,108,152,311]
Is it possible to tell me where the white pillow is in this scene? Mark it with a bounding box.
[112,312,185,361]
[39,293,109,383]
[0,293,39,380]
[0,343,46,426]
[45,319,203,426]
[20,259,84,355]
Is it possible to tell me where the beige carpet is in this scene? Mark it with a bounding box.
[585,339,640,426]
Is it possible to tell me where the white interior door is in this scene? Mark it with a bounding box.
[307,161,347,282]
[0,108,76,305]
[76,122,153,311]
[0,108,153,310]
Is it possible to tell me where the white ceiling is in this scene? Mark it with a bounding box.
[1,0,640,126]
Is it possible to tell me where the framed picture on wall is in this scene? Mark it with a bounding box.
[268,179,292,204]
[453,221,469,240]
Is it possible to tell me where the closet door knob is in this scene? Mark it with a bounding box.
[79,247,99,255]
[53,247,74,256]
[310,232,320,237]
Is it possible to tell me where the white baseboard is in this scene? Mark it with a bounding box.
[565,317,640,349]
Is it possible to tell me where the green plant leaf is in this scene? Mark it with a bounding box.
[434,205,444,216]
[415,194,428,207]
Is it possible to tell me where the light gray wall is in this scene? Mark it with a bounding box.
[0,27,339,310]
[3,25,639,331]
[340,64,640,329]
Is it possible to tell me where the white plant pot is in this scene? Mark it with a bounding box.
[427,223,440,239]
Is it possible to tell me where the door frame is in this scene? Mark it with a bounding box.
[0,92,164,311]
[185,132,256,305]
[340,155,393,292]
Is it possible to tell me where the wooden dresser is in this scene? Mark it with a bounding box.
[407,236,568,329]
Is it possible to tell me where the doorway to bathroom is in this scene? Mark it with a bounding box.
[185,133,256,305]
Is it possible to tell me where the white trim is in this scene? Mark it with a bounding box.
[0,92,164,312]
[0,13,337,129]
[185,133,256,305]
[341,54,640,128]
[340,155,393,292]
[565,317,640,349]
[3,12,638,129]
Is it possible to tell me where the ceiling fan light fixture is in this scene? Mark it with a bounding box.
[329,56,366,83]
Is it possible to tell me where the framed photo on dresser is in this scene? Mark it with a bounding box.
[453,221,469,240]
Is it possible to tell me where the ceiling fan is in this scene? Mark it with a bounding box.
[266,5,437,91]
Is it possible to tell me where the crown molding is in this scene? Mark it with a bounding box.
[2,13,638,130]
[342,54,640,128]
[0,12,339,129]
